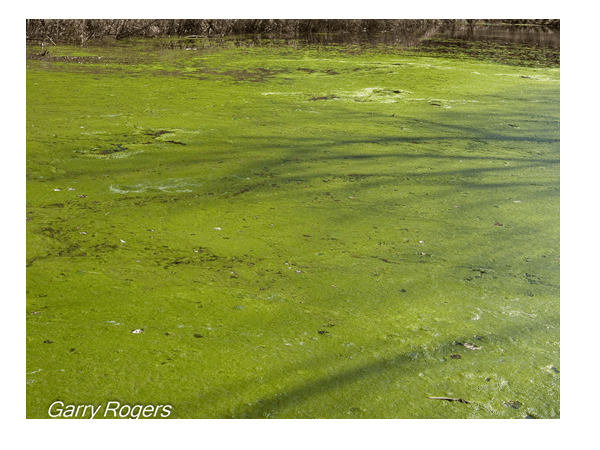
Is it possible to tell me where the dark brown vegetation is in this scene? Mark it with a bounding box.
[26,19,558,46]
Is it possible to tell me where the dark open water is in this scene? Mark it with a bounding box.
[172,23,560,68]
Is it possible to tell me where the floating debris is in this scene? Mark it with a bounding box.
[450,354,461,359]
[463,343,482,350]
[214,227,221,230]
[493,222,503,226]
[504,400,522,409]
[428,397,472,404]
[318,330,328,335]
[131,329,143,334]
[120,239,126,243]
[68,188,76,191]
[77,194,88,198]
[194,333,203,338]
[43,340,53,344]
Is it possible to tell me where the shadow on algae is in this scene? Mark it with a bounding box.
[26,36,559,419]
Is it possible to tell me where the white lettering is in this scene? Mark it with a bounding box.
[48,401,64,418]
[63,404,75,418]
[90,404,102,419]
[160,405,172,417]
[105,401,120,417]
[119,404,131,417]
[130,405,143,419]
[142,405,154,418]
[48,401,169,418]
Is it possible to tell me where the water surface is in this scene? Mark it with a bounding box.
[26,29,559,419]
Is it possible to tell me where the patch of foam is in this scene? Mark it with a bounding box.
[109,178,200,194]
[79,149,144,159]
[262,87,414,103]
[262,92,301,96]
[338,87,413,102]
[494,73,554,81]
[108,150,143,159]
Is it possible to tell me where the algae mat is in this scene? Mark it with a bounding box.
[26,38,559,418]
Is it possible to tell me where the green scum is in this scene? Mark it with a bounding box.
[27,36,559,418]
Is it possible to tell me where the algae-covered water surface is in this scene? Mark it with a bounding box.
[26,29,559,419]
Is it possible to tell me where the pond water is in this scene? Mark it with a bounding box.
[26,25,559,419]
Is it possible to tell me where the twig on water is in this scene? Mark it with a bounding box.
[428,397,472,404]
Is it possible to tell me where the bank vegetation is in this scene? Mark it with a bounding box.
[26,19,559,46]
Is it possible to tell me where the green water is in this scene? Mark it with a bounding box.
[26,36,559,419]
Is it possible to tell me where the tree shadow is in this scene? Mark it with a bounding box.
[214,315,559,418]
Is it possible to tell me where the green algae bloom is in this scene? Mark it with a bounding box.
[27,35,559,419]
